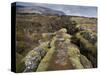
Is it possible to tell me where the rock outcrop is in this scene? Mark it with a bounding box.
[23,42,49,72]
[75,30,97,67]
[16,13,97,72]
[22,28,93,72]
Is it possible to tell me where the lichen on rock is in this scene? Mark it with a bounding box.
[75,30,97,54]
[75,30,97,67]
[23,42,50,72]
[20,28,95,72]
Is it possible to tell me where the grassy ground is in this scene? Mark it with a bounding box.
[16,13,97,72]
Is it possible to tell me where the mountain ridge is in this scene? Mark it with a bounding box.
[16,5,65,16]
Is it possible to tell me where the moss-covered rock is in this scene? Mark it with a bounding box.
[36,36,56,71]
[67,45,84,69]
[17,28,95,72]
[75,30,97,56]
[37,28,92,71]
[42,33,55,42]
[80,54,93,68]
[23,42,50,72]
[75,30,97,67]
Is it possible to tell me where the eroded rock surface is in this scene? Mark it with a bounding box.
[75,30,97,67]
[21,28,95,72]
[23,42,49,72]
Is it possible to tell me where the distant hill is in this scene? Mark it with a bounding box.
[16,5,65,16]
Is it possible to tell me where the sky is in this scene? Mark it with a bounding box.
[16,2,97,17]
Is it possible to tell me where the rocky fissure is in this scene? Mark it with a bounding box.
[20,28,96,72]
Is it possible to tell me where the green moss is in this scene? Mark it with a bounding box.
[16,53,25,72]
[69,57,84,69]
[63,33,72,40]
[28,50,38,57]
[76,31,97,56]
[67,46,80,57]
[67,46,84,69]
[39,42,50,52]
[80,54,93,68]
[36,37,56,71]
[36,47,55,71]
[42,33,54,42]
[16,61,25,73]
